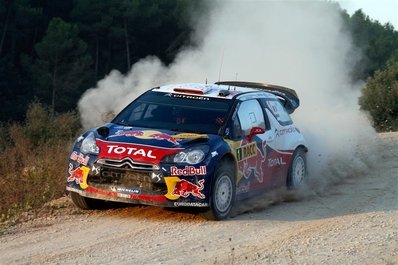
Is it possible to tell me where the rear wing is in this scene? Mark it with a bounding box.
[215,81,300,114]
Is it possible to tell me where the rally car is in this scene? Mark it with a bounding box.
[67,81,307,220]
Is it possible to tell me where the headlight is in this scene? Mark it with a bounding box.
[80,132,99,154]
[163,146,209,165]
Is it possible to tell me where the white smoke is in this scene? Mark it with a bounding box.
[78,1,378,190]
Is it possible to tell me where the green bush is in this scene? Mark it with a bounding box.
[359,60,398,131]
[0,102,81,224]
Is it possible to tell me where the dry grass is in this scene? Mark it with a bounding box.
[0,102,80,224]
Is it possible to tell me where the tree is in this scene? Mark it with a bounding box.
[359,59,398,131]
[71,0,114,78]
[32,17,92,115]
[0,0,43,121]
[347,9,398,81]
[0,57,28,121]
[0,0,42,60]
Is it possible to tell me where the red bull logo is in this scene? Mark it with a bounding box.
[110,130,208,146]
[69,151,89,166]
[170,166,207,176]
[111,130,178,145]
[237,140,266,183]
[150,132,178,145]
[67,164,84,184]
[67,164,89,189]
[164,177,205,200]
[172,179,205,199]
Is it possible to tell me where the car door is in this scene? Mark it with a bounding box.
[260,98,294,188]
[232,99,274,192]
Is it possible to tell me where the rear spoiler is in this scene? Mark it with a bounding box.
[215,81,300,114]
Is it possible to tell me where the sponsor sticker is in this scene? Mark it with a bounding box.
[113,130,144,137]
[172,94,210,101]
[164,177,205,200]
[170,166,207,176]
[111,186,141,194]
[91,165,100,176]
[234,139,267,184]
[173,133,208,140]
[268,157,286,167]
[105,145,156,158]
[67,163,90,189]
[96,139,182,163]
[276,127,297,137]
[70,151,90,166]
[110,130,178,145]
[174,202,208,207]
[117,193,130,199]
[236,142,257,161]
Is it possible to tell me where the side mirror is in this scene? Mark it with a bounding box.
[247,127,265,142]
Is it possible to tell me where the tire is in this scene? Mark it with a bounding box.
[201,162,236,220]
[287,148,307,189]
[70,192,107,210]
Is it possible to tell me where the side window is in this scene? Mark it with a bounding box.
[236,99,265,136]
[264,99,292,125]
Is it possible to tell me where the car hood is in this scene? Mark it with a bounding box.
[93,124,215,164]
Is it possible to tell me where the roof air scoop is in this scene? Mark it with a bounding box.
[218,90,230,97]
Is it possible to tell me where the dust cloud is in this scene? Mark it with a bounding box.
[78,1,378,193]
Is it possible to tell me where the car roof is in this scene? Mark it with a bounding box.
[152,82,276,100]
[152,81,300,114]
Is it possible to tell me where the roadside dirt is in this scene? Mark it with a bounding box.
[0,133,397,265]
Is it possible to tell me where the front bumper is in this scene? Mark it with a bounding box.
[66,154,211,207]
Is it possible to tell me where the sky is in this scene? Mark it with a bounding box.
[336,0,398,29]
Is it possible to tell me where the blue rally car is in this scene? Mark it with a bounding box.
[67,81,307,220]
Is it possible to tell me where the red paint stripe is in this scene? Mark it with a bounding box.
[173,88,204,94]
[86,187,167,202]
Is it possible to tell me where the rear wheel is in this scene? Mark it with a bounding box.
[202,162,235,220]
[70,192,107,210]
[287,148,307,189]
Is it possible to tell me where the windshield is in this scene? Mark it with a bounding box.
[112,91,231,135]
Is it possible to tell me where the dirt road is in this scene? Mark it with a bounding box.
[0,133,397,265]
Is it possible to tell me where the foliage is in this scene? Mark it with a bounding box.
[359,60,398,131]
[345,9,398,80]
[0,102,80,224]
[0,0,203,121]
[32,17,92,115]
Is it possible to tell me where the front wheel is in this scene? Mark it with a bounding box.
[287,148,307,189]
[70,191,107,210]
[202,162,236,220]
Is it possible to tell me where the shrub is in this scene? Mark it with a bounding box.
[359,60,398,131]
[0,102,81,224]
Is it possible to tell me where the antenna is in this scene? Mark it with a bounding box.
[235,72,238,80]
[205,78,208,85]
[218,50,225,82]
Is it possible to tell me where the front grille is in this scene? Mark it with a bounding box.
[88,158,166,193]
[96,158,159,171]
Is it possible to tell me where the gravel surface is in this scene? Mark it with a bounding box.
[0,133,397,265]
